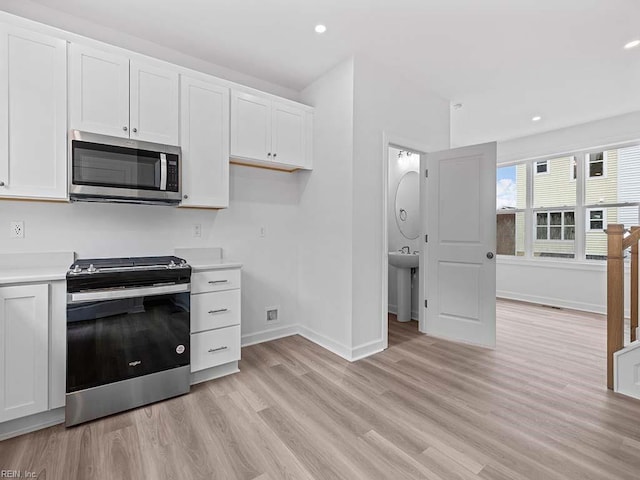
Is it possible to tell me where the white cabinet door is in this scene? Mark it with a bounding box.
[271,101,306,168]
[180,76,229,208]
[0,284,49,422]
[69,44,130,138]
[230,91,271,162]
[130,60,179,145]
[0,26,67,200]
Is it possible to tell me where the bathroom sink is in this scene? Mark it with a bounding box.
[388,252,419,268]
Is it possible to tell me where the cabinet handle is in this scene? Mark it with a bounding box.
[123,126,128,132]
[132,128,138,133]
[208,346,228,353]
[267,152,272,157]
[208,280,229,284]
[0,181,4,187]
[208,308,228,314]
[273,153,277,158]
[183,194,189,199]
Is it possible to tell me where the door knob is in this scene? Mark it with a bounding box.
[0,181,4,187]
[123,126,128,131]
[486,252,494,259]
[132,128,137,133]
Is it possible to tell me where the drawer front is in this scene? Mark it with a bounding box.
[192,269,241,294]
[191,290,241,333]
[191,325,241,372]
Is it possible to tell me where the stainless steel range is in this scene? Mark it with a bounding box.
[65,256,191,426]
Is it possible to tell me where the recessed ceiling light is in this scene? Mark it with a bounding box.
[315,24,327,34]
[624,39,640,50]
[532,116,542,122]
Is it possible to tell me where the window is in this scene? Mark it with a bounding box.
[496,144,640,261]
[536,211,574,240]
[587,209,606,231]
[588,152,605,178]
[535,160,548,174]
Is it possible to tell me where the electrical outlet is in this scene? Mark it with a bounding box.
[193,224,201,238]
[266,306,279,323]
[9,221,24,238]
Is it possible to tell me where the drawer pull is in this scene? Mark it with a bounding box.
[208,308,228,314]
[208,346,228,353]
[208,280,229,285]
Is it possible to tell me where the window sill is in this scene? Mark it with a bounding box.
[497,255,629,272]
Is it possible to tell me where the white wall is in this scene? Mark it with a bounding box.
[387,147,420,319]
[496,111,640,314]
[0,167,302,344]
[351,55,450,352]
[297,58,355,358]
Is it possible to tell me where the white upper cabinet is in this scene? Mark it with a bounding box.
[180,75,229,208]
[230,90,312,171]
[0,284,49,423]
[130,60,179,145]
[69,44,129,138]
[0,26,67,200]
[70,44,179,145]
[230,92,271,162]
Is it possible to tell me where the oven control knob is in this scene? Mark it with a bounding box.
[168,260,176,268]
[72,265,82,273]
[87,264,97,273]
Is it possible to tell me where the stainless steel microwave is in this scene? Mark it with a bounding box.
[69,130,182,205]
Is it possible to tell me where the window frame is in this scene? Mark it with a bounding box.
[496,141,640,262]
[535,210,575,242]
[587,151,608,179]
[586,208,606,232]
[535,160,549,175]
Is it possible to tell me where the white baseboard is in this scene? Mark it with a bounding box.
[297,325,353,360]
[190,361,239,385]
[241,325,299,347]
[351,339,385,361]
[0,407,64,441]
[497,290,619,316]
[387,304,419,321]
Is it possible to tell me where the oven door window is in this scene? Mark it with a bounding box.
[66,292,190,393]
[72,141,171,191]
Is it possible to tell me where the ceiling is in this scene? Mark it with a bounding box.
[3,0,640,146]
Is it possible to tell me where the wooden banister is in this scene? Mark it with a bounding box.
[607,224,625,390]
[623,226,640,250]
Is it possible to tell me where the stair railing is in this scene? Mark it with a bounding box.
[606,224,640,389]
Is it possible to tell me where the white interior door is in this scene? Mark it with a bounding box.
[423,142,496,347]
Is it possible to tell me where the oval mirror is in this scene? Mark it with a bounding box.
[395,171,420,240]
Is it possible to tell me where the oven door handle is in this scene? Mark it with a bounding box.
[68,283,190,304]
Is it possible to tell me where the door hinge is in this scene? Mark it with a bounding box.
[425,300,428,308]
[425,234,428,243]
[425,169,429,178]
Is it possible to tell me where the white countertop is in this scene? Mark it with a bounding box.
[188,259,243,271]
[0,252,74,285]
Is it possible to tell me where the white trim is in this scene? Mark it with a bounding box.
[297,325,353,360]
[388,303,419,321]
[190,361,239,385]
[241,325,298,347]
[0,407,64,441]
[351,340,385,361]
[497,291,610,316]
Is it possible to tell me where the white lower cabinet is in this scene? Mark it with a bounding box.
[0,284,49,422]
[190,268,241,375]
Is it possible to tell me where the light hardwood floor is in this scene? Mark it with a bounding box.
[3,299,640,479]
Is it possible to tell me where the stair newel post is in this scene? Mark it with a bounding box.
[607,224,625,390]
[631,226,639,344]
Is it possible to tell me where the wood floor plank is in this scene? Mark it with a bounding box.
[1,299,640,479]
